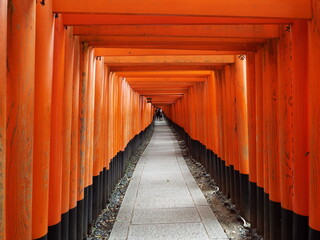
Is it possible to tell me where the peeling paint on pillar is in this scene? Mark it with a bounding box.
[6,0,35,239]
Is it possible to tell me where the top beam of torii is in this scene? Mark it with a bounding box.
[53,0,311,19]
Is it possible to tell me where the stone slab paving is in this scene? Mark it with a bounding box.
[109,121,228,240]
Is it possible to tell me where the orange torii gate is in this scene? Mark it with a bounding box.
[1,0,320,239]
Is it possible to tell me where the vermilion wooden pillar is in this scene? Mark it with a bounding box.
[112,74,118,157]
[99,59,106,210]
[86,48,96,230]
[204,74,211,150]
[234,55,250,221]
[209,72,219,153]
[308,2,320,238]
[212,72,220,179]
[203,79,210,151]
[0,0,7,238]
[48,14,65,240]
[224,66,233,198]
[93,56,104,220]
[268,40,281,240]
[277,25,294,240]
[103,65,110,170]
[263,40,281,240]
[215,71,225,188]
[33,0,54,239]
[6,0,35,239]
[199,83,206,146]
[291,20,309,240]
[70,36,80,240]
[102,64,109,207]
[230,64,240,208]
[78,42,89,240]
[61,26,75,240]
[107,73,115,163]
[220,69,228,194]
[255,47,264,235]
[261,44,271,240]
[121,79,130,149]
[246,52,257,227]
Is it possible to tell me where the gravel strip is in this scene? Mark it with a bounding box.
[88,139,151,240]
[171,127,263,240]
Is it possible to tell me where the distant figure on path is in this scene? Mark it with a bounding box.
[155,108,163,121]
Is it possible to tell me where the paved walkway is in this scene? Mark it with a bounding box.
[110,121,227,240]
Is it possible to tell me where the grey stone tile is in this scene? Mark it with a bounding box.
[134,196,195,209]
[132,207,201,224]
[109,220,130,240]
[197,206,228,239]
[140,174,184,183]
[128,222,210,240]
[179,162,209,206]
[116,206,134,221]
[142,166,181,174]
[136,186,190,197]
[138,180,188,190]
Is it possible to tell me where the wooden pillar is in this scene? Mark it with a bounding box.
[308,2,320,238]
[215,71,224,188]
[261,44,270,240]
[107,73,115,164]
[6,1,35,239]
[99,61,106,210]
[268,40,281,240]
[32,0,54,239]
[61,26,75,240]
[262,40,281,240]
[208,72,219,152]
[215,71,223,158]
[277,25,294,240]
[69,36,80,240]
[211,72,220,181]
[246,52,257,227]
[102,65,109,207]
[224,65,233,198]
[222,68,228,196]
[78,42,89,240]
[0,0,7,238]
[234,55,250,221]
[255,47,265,235]
[198,83,206,147]
[48,14,65,240]
[93,56,104,220]
[86,48,95,229]
[232,65,239,200]
[230,64,240,208]
[290,20,310,240]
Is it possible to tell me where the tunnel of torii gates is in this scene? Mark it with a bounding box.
[1,0,320,240]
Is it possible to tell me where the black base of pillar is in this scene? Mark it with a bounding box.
[240,174,250,221]
[309,227,320,240]
[264,192,270,240]
[69,206,77,240]
[61,211,69,240]
[292,212,308,240]
[48,221,61,240]
[269,200,281,240]
[249,181,257,228]
[257,186,264,235]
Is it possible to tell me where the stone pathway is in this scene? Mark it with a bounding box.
[109,121,228,240]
